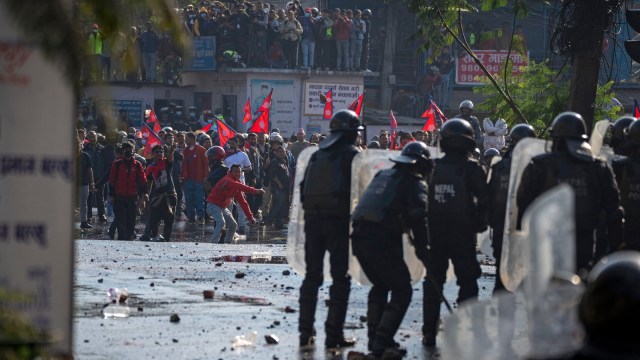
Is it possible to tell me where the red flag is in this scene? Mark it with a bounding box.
[389,111,398,150]
[242,97,253,123]
[216,119,237,147]
[634,99,640,118]
[421,99,447,132]
[141,108,162,141]
[323,89,333,119]
[348,92,365,117]
[142,122,164,157]
[201,122,213,132]
[421,107,436,132]
[255,89,273,115]
[248,110,270,134]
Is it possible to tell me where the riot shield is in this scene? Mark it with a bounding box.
[441,283,584,360]
[522,184,576,298]
[286,146,320,277]
[349,148,441,285]
[500,138,547,292]
[589,120,611,159]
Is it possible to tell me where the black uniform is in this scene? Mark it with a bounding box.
[487,152,513,292]
[517,152,622,271]
[298,140,359,347]
[351,164,430,356]
[612,156,640,250]
[455,113,483,150]
[424,152,489,344]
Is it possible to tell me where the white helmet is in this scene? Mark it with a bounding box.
[459,100,474,110]
[162,126,173,132]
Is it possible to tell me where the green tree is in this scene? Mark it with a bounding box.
[474,60,620,136]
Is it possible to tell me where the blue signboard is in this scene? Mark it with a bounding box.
[188,36,216,71]
[95,99,144,127]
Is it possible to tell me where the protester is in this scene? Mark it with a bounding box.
[180,132,209,224]
[108,141,147,240]
[206,164,264,243]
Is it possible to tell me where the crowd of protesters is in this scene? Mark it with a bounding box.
[83,1,377,83]
[183,1,374,71]
[76,108,335,243]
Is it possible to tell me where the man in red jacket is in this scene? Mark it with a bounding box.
[180,132,209,224]
[108,141,147,240]
[206,164,264,243]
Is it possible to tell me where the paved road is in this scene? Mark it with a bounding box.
[73,234,498,359]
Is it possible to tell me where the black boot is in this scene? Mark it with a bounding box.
[370,303,408,356]
[324,300,356,348]
[422,281,440,347]
[299,298,317,348]
[367,301,385,351]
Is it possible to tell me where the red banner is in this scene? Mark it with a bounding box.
[455,50,529,85]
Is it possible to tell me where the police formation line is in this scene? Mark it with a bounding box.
[296,109,640,359]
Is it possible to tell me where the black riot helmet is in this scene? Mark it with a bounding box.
[329,109,361,133]
[550,111,588,140]
[550,112,592,160]
[392,141,431,164]
[628,119,640,146]
[321,110,362,149]
[483,148,500,165]
[579,252,640,354]
[610,116,637,152]
[439,118,476,153]
[507,123,536,149]
[391,141,432,175]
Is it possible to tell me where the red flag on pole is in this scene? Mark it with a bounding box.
[323,89,333,119]
[634,99,640,118]
[201,122,213,132]
[421,107,436,132]
[248,110,270,134]
[421,98,447,132]
[216,119,237,147]
[141,108,162,140]
[389,111,398,150]
[348,92,365,117]
[242,97,253,123]
[142,122,164,157]
[255,89,273,115]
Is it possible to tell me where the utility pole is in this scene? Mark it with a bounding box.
[380,3,398,111]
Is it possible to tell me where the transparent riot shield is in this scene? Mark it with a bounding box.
[349,148,441,285]
[441,282,584,360]
[286,146,319,277]
[589,120,611,159]
[522,184,576,298]
[442,185,584,360]
[501,138,547,292]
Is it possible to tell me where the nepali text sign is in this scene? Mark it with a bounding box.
[304,82,363,115]
[455,50,529,85]
[187,36,216,71]
[95,99,144,127]
[0,2,74,355]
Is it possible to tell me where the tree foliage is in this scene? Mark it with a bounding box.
[403,0,531,123]
[473,61,620,137]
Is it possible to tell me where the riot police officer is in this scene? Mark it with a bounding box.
[612,119,640,251]
[488,124,536,292]
[455,100,484,152]
[298,109,361,349]
[517,112,623,274]
[423,118,489,347]
[351,142,432,359]
[610,116,637,156]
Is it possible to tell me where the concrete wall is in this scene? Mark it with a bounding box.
[183,69,368,138]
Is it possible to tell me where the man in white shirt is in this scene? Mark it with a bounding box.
[224,135,252,234]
